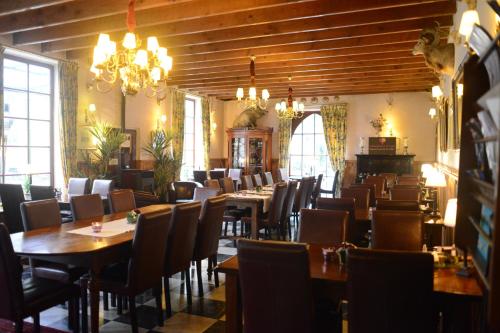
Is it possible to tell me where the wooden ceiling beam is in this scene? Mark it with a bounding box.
[0,0,75,16]
[40,1,455,53]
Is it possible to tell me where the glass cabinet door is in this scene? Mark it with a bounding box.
[231,137,246,169]
[248,138,264,174]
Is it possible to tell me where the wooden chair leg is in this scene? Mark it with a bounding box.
[207,257,213,281]
[196,260,203,297]
[123,296,128,310]
[224,221,228,236]
[129,296,138,333]
[15,319,23,333]
[117,295,123,315]
[68,298,74,329]
[181,271,185,281]
[164,276,172,318]
[73,296,80,333]
[103,292,109,310]
[33,313,40,333]
[111,293,116,307]
[185,268,192,305]
[154,284,164,326]
[212,255,219,287]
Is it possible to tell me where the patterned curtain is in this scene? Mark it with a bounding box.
[321,103,348,195]
[278,117,292,168]
[201,97,210,170]
[170,88,185,179]
[0,46,5,148]
[58,60,79,185]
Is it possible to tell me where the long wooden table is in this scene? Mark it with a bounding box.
[217,244,483,333]
[10,204,174,333]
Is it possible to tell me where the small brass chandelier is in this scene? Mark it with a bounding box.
[275,79,304,119]
[236,56,270,110]
[90,0,172,101]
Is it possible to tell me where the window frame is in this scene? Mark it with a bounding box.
[2,54,55,186]
[181,97,203,181]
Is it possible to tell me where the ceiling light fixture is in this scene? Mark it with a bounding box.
[275,77,304,119]
[236,56,269,110]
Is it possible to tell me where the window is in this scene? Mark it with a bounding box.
[180,97,204,180]
[289,113,335,190]
[2,56,54,186]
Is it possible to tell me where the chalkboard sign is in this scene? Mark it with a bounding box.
[368,137,396,155]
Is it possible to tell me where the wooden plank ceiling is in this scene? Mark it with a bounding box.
[1,0,456,99]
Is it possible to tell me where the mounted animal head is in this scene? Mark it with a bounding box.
[412,22,441,55]
[412,22,454,75]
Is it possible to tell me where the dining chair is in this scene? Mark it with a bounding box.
[173,181,201,203]
[237,239,314,333]
[252,173,263,187]
[0,184,26,233]
[347,248,436,333]
[390,188,421,201]
[91,179,114,199]
[241,175,255,190]
[310,174,323,208]
[108,189,136,213]
[349,183,377,207]
[392,184,421,190]
[278,167,289,182]
[363,176,386,198]
[193,187,220,203]
[209,170,225,180]
[192,196,226,296]
[89,208,172,333]
[379,173,397,188]
[298,208,347,245]
[316,198,360,245]
[163,202,202,317]
[228,168,242,189]
[303,176,316,209]
[292,177,313,226]
[193,170,208,184]
[376,199,420,211]
[371,210,424,251]
[70,194,105,221]
[68,177,89,196]
[219,177,236,193]
[204,179,221,189]
[280,180,298,240]
[0,223,81,333]
[397,179,421,186]
[320,170,339,198]
[264,171,274,185]
[29,185,55,200]
[341,187,370,209]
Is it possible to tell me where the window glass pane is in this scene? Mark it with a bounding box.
[183,150,194,167]
[185,100,195,118]
[29,65,51,94]
[30,120,50,146]
[29,93,51,120]
[4,89,28,118]
[31,174,51,186]
[183,134,193,151]
[5,147,28,175]
[184,118,194,133]
[289,155,302,177]
[4,175,26,185]
[315,134,327,156]
[4,59,27,90]
[294,122,303,135]
[302,134,314,155]
[301,115,315,134]
[289,134,302,155]
[314,115,324,133]
[4,118,28,146]
[30,148,51,173]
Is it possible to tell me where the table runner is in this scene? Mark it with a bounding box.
[67,218,135,238]
[227,193,272,213]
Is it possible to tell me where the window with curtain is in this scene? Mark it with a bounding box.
[289,113,335,190]
[180,97,204,181]
[2,56,55,186]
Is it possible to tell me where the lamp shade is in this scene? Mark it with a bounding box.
[432,85,443,98]
[429,108,437,118]
[421,163,434,178]
[443,198,457,227]
[459,10,480,38]
[425,169,446,187]
[88,104,96,112]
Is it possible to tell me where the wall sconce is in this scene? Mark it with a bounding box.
[157,113,167,129]
[457,83,464,98]
[432,85,443,100]
[429,107,437,119]
[85,103,96,123]
[459,2,480,40]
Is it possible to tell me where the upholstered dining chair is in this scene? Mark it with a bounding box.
[0,184,26,233]
[390,188,421,201]
[347,248,436,333]
[280,180,298,240]
[252,173,263,187]
[371,210,424,251]
[163,202,202,317]
[341,187,370,209]
[219,177,236,193]
[310,174,323,208]
[108,189,136,213]
[298,209,347,245]
[173,181,201,203]
[228,168,242,189]
[68,177,89,196]
[192,196,226,296]
[70,194,105,221]
[363,176,386,198]
[278,167,289,182]
[209,170,225,180]
[376,199,420,211]
[241,175,255,190]
[316,198,360,245]
[91,179,114,199]
[0,223,82,333]
[29,185,55,201]
[349,183,377,207]
[237,239,314,333]
[320,170,339,198]
[193,187,221,214]
[380,172,397,188]
[193,170,208,184]
[292,177,313,226]
[204,179,221,189]
[264,171,274,185]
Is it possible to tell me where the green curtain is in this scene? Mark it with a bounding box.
[278,117,292,168]
[0,46,5,148]
[201,97,210,170]
[321,103,348,195]
[170,88,185,180]
[59,60,79,185]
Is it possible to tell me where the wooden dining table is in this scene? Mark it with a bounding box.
[217,243,483,333]
[10,204,174,333]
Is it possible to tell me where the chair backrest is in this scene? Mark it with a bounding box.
[68,177,89,196]
[341,187,370,209]
[91,179,114,199]
[0,223,24,321]
[347,248,435,333]
[173,181,200,201]
[310,174,323,204]
[349,183,376,207]
[20,199,62,231]
[363,176,386,197]
[193,196,226,260]
[266,182,288,227]
[316,198,357,244]
[193,170,208,184]
[209,170,225,180]
[0,184,25,233]
[204,179,221,189]
[70,194,104,221]
[108,189,136,213]
[228,169,242,182]
[397,175,420,186]
[219,177,235,193]
[237,239,314,333]
[164,202,202,276]
[392,184,421,190]
[281,180,298,223]
[303,176,316,208]
[252,174,263,187]
[293,177,313,212]
[376,199,420,211]
[264,172,274,185]
[193,187,220,210]
[389,188,420,201]
[241,175,254,190]
[298,209,347,245]
[127,208,173,292]
[29,185,55,201]
[331,170,340,196]
[380,173,397,188]
[278,168,289,182]
[372,210,424,251]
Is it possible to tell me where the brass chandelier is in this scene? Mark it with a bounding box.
[236,56,270,110]
[90,0,172,101]
[275,82,304,120]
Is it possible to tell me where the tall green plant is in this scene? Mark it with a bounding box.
[143,129,182,200]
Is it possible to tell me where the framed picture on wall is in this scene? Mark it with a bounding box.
[452,56,467,149]
[439,99,448,152]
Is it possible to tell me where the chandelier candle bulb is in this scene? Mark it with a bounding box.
[123,32,137,49]
[147,37,159,53]
[249,87,257,100]
[429,108,437,118]
[236,88,244,100]
[134,50,148,68]
[97,33,110,48]
[432,85,443,99]
[262,89,270,101]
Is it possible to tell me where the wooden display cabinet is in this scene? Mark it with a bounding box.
[226,128,273,175]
